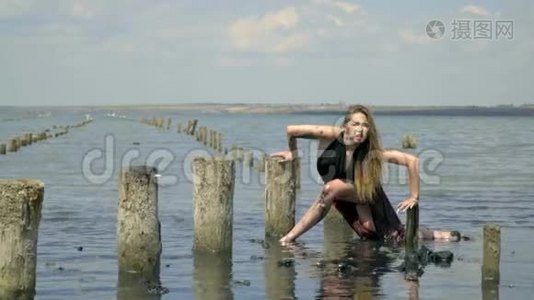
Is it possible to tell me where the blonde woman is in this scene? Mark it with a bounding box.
[271,105,461,244]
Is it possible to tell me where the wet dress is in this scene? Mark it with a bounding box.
[317,135,405,242]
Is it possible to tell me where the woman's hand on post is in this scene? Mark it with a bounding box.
[270,150,294,161]
[396,196,418,213]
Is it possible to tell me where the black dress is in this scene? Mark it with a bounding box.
[317,135,405,242]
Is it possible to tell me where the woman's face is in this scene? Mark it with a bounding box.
[343,112,370,146]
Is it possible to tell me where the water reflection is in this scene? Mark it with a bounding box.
[317,217,399,299]
[482,281,499,300]
[117,271,162,300]
[263,237,297,300]
[192,251,233,300]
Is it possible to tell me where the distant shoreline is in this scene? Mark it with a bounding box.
[2,103,534,116]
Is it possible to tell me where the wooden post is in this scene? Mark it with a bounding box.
[404,204,419,281]
[7,138,18,152]
[294,157,301,189]
[189,119,198,136]
[192,157,235,253]
[482,224,501,283]
[243,151,253,168]
[177,123,182,133]
[26,133,33,146]
[0,144,6,155]
[117,166,161,279]
[166,118,171,130]
[265,157,296,237]
[0,180,44,299]
[217,133,223,152]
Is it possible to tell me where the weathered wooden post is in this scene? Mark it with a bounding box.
[482,224,501,283]
[192,157,235,253]
[264,157,296,237]
[7,138,18,152]
[166,118,171,130]
[0,180,44,299]
[0,143,6,155]
[25,133,33,146]
[243,150,254,169]
[188,119,198,136]
[404,204,419,281]
[402,134,417,149]
[217,132,223,152]
[117,166,161,280]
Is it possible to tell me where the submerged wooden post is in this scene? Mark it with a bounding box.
[265,157,296,237]
[7,138,18,152]
[404,204,419,281]
[117,166,161,279]
[192,157,235,253]
[0,180,44,299]
[0,144,6,155]
[264,238,296,300]
[482,224,501,283]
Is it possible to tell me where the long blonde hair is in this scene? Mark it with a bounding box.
[343,105,383,203]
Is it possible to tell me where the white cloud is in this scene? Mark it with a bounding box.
[0,0,34,16]
[71,0,95,19]
[227,7,310,54]
[461,5,490,17]
[326,14,344,27]
[332,1,361,14]
[399,29,430,45]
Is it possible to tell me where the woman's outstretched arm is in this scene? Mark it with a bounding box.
[382,149,420,212]
[286,125,340,156]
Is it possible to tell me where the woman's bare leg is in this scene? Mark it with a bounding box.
[279,189,332,244]
[280,179,374,244]
[419,226,461,241]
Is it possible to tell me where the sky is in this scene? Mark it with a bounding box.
[0,0,533,106]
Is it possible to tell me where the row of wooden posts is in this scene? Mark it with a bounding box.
[140,117,299,188]
[0,119,93,155]
[0,154,502,297]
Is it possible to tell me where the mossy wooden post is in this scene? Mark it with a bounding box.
[7,138,18,152]
[188,119,198,136]
[0,180,44,299]
[243,150,253,169]
[265,157,296,237]
[482,224,501,283]
[26,133,33,146]
[404,204,419,281]
[117,166,161,280]
[0,144,6,155]
[217,132,223,152]
[192,157,235,253]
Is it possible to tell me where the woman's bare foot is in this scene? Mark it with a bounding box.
[433,230,462,241]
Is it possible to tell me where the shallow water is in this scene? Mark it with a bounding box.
[1,107,534,299]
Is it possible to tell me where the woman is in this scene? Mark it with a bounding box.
[271,105,461,244]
